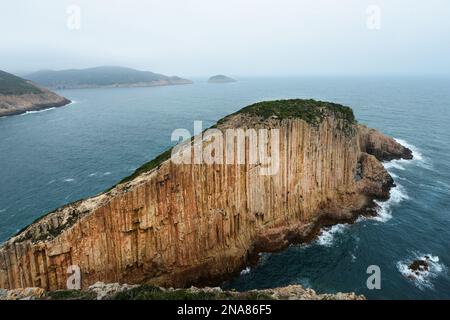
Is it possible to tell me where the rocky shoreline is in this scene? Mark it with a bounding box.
[0,97,72,117]
[0,90,71,117]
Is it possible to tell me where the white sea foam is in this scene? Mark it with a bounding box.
[21,107,56,115]
[383,161,406,171]
[64,178,75,182]
[372,183,410,222]
[0,209,6,214]
[88,173,98,177]
[395,138,424,162]
[384,138,430,172]
[103,172,111,176]
[397,253,446,290]
[365,138,425,223]
[240,267,251,275]
[19,100,76,116]
[315,224,349,247]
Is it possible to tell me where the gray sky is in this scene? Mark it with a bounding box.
[1,0,449,77]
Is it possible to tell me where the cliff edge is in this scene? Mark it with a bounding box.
[0,99,412,291]
[0,70,71,117]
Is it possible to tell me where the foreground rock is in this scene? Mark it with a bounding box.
[0,283,365,300]
[0,70,71,117]
[0,99,412,291]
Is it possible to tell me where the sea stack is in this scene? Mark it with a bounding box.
[0,70,71,117]
[208,75,236,83]
[0,99,412,290]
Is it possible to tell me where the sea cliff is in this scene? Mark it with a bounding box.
[0,99,412,291]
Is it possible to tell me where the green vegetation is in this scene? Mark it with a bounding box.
[42,285,273,300]
[47,289,97,300]
[117,147,173,185]
[112,285,273,300]
[0,70,43,95]
[219,99,356,126]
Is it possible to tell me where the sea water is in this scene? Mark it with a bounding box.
[1,76,449,299]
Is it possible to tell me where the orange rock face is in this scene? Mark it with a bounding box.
[0,110,411,291]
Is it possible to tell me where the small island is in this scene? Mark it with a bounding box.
[208,74,236,83]
[0,70,71,117]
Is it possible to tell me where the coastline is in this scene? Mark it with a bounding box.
[43,80,193,91]
[0,100,414,293]
[0,98,72,118]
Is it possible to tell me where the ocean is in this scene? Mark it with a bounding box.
[0,76,449,299]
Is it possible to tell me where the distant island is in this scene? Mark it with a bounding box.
[26,66,193,90]
[0,70,71,117]
[208,75,236,83]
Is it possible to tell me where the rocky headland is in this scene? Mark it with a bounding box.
[0,99,412,295]
[0,70,71,117]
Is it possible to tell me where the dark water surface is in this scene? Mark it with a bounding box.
[1,77,449,299]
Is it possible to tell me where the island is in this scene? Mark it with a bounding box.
[0,99,412,296]
[208,74,236,83]
[26,66,193,90]
[0,70,71,117]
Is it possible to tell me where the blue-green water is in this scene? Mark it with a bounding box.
[0,77,449,299]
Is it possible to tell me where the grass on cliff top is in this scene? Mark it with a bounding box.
[116,147,173,185]
[218,99,356,126]
[117,99,356,186]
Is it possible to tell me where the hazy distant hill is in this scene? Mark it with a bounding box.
[208,75,236,83]
[0,70,70,117]
[27,66,193,89]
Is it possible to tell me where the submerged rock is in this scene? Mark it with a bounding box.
[409,258,430,276]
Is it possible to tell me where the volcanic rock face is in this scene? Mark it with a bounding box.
[0,100,412,291]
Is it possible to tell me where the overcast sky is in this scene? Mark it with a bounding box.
[1,0,449,77]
